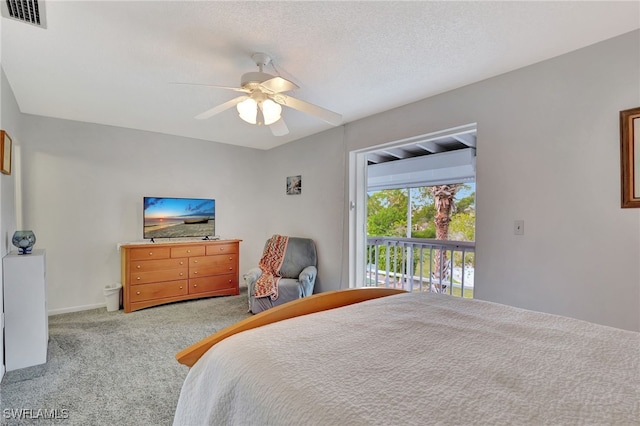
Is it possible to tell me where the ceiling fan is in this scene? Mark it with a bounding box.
[187,53,342,136]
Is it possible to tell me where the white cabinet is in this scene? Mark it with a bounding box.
[3,249,47,371]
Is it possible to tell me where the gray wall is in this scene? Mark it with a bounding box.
[10,30,640,331]
[262,30,640,331]
[19,117,266,313]
[260,126,347,293]
[1,69,19,256]
[1,65,20,380]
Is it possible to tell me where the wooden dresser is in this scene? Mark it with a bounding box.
[120,239,241,313]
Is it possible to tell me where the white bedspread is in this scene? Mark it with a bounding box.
[174,292,639,425]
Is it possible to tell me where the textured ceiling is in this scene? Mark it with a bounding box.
[2,1,639,150]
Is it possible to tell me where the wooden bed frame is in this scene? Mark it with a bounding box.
[176,287,406,367]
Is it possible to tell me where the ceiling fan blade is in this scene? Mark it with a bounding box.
[273,94,342,126]
[195,96,248,120]
[270,117,289,136]
[259,76,299,94]
[170,82,249,93]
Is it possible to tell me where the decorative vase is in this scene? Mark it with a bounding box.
[12,230,36,254]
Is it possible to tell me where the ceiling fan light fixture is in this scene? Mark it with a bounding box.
[236,97,282,126]
[237,98,258,124]
[262,99,282,125]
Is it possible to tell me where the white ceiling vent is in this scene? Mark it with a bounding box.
[2,0,47,28]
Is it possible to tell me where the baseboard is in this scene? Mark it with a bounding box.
[47,291,246,316]
[48,302,107,316]
[0,364,5,383]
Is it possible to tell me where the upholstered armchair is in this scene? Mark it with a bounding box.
[245,236,317,314]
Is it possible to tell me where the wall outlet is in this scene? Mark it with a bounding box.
[514,220,524,235]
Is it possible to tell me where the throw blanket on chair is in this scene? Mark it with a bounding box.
[254,235,289,300]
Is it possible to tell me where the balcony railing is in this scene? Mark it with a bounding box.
[365,237,475,298]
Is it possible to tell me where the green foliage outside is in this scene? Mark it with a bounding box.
[367,189,409,237]
[367,184,475,240]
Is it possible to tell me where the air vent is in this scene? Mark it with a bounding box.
[1,0,47,28]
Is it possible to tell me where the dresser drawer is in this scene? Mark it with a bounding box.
[189,254,236,268]
[129,247,171,261]
[130,268,188,285]
[130,280,188,302]
[190,263,237,278]
[206,243,238,255]
[189,274,237,294]
[171,245,205,258]
[130,258,187,272]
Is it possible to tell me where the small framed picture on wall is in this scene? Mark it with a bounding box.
[286,175,302,195]
[0,130,12,175]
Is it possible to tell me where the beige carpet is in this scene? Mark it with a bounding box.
[0,288,250,425]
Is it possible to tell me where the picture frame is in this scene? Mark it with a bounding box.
[0,130,12,175]
[286,175,302,195]
[620,107,640,208]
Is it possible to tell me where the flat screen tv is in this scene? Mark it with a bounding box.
[143,197,215,240]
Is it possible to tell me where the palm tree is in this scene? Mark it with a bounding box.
[429,184,460,292]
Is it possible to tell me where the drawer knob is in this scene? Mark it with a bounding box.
[220,247,224,251]
[194,260,198,263]
[180,286,183,289]
[179,272,183,276]
[149,252,153,256]
[187,250,191,253]
[136,265,141,269]
[229,257,232,260]
[136,291,141,295]
[180,261,184,265]
[136,277,141,280]
[194,271,198,274]
[193,284,197,288]
[229,267,232,270]
[228,279,232,283]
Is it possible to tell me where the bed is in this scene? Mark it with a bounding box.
[174,288,639,425]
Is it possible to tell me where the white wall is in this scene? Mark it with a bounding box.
[267,30,640,331]
[1,70,19,254]
[259,126,347,293]
[0,13,4,384]
[473,32,640,331]
[19,116,266,313]
[12,30,640,331]
[1,66,20,380]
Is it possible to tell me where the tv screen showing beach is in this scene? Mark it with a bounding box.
[143,197,215,239]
